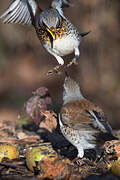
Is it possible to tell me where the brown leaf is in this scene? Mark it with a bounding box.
[39,110,57,132]
[104,140,120,158]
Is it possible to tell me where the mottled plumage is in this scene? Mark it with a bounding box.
[59,75,118,158]
[0,0,90,73]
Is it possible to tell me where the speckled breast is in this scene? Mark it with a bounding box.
[35,20,80,56]
[35,21,67,43]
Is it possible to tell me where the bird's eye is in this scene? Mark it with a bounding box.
[39,19,46,30]
[51,26,54,30]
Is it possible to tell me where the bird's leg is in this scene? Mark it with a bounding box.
[67,47,80,67]
[47,51,64,75]
[73,148,97,166]
[72,147,84,166]
[47,65,62,75]
[77,146,84,159]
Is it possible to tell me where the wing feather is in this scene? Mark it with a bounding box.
[0,0,39,25]
[61,100,113,134]
[2,3,21,23]
[0,0,20,19]
[17,5,28,24]
[51,0,72,17]
[7,3,25,24]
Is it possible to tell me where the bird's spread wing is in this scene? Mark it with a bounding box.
[0,0,39,25]
[51,0,72,17]
[61,100,113,134]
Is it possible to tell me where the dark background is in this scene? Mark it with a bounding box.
[0,0,120,129]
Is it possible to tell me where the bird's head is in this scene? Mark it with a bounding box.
[38,9,62,40]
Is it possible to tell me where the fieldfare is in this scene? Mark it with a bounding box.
[59,74,118,158]
[0,0,90,74]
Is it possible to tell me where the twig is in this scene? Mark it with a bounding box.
[0,162,26,169]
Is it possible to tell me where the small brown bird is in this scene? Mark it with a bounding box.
[0,0,90,74]
[59,74,118,158]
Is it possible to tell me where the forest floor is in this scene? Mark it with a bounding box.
[0,87,120,180]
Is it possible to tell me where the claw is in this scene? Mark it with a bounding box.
[47,58,79,75]
[72,157,88,166]
[73,157,95,167]
[66,58,78,68]
[47,65,62,75]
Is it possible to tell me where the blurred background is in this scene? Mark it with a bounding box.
[0,0,120,129]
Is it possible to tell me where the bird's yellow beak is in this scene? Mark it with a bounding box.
[46,27,56,40]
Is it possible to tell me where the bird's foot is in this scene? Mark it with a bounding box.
[47,65,63,75]
[73,155,96,167]
[73,157,93,167]
[66,58,78,68]
[47,58,78,75]
[72,157,85,166]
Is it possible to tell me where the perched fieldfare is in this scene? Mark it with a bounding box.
[59,74,118,158]
[0,0,90,74]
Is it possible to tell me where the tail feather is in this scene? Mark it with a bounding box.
[63,73,84,104]
[51,0,72,17]
[51,0,72,9]
[80,30,91,37]
[96,132,119,143]
[62,0,73,8]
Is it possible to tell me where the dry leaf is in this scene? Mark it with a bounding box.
[40,110,57,132]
